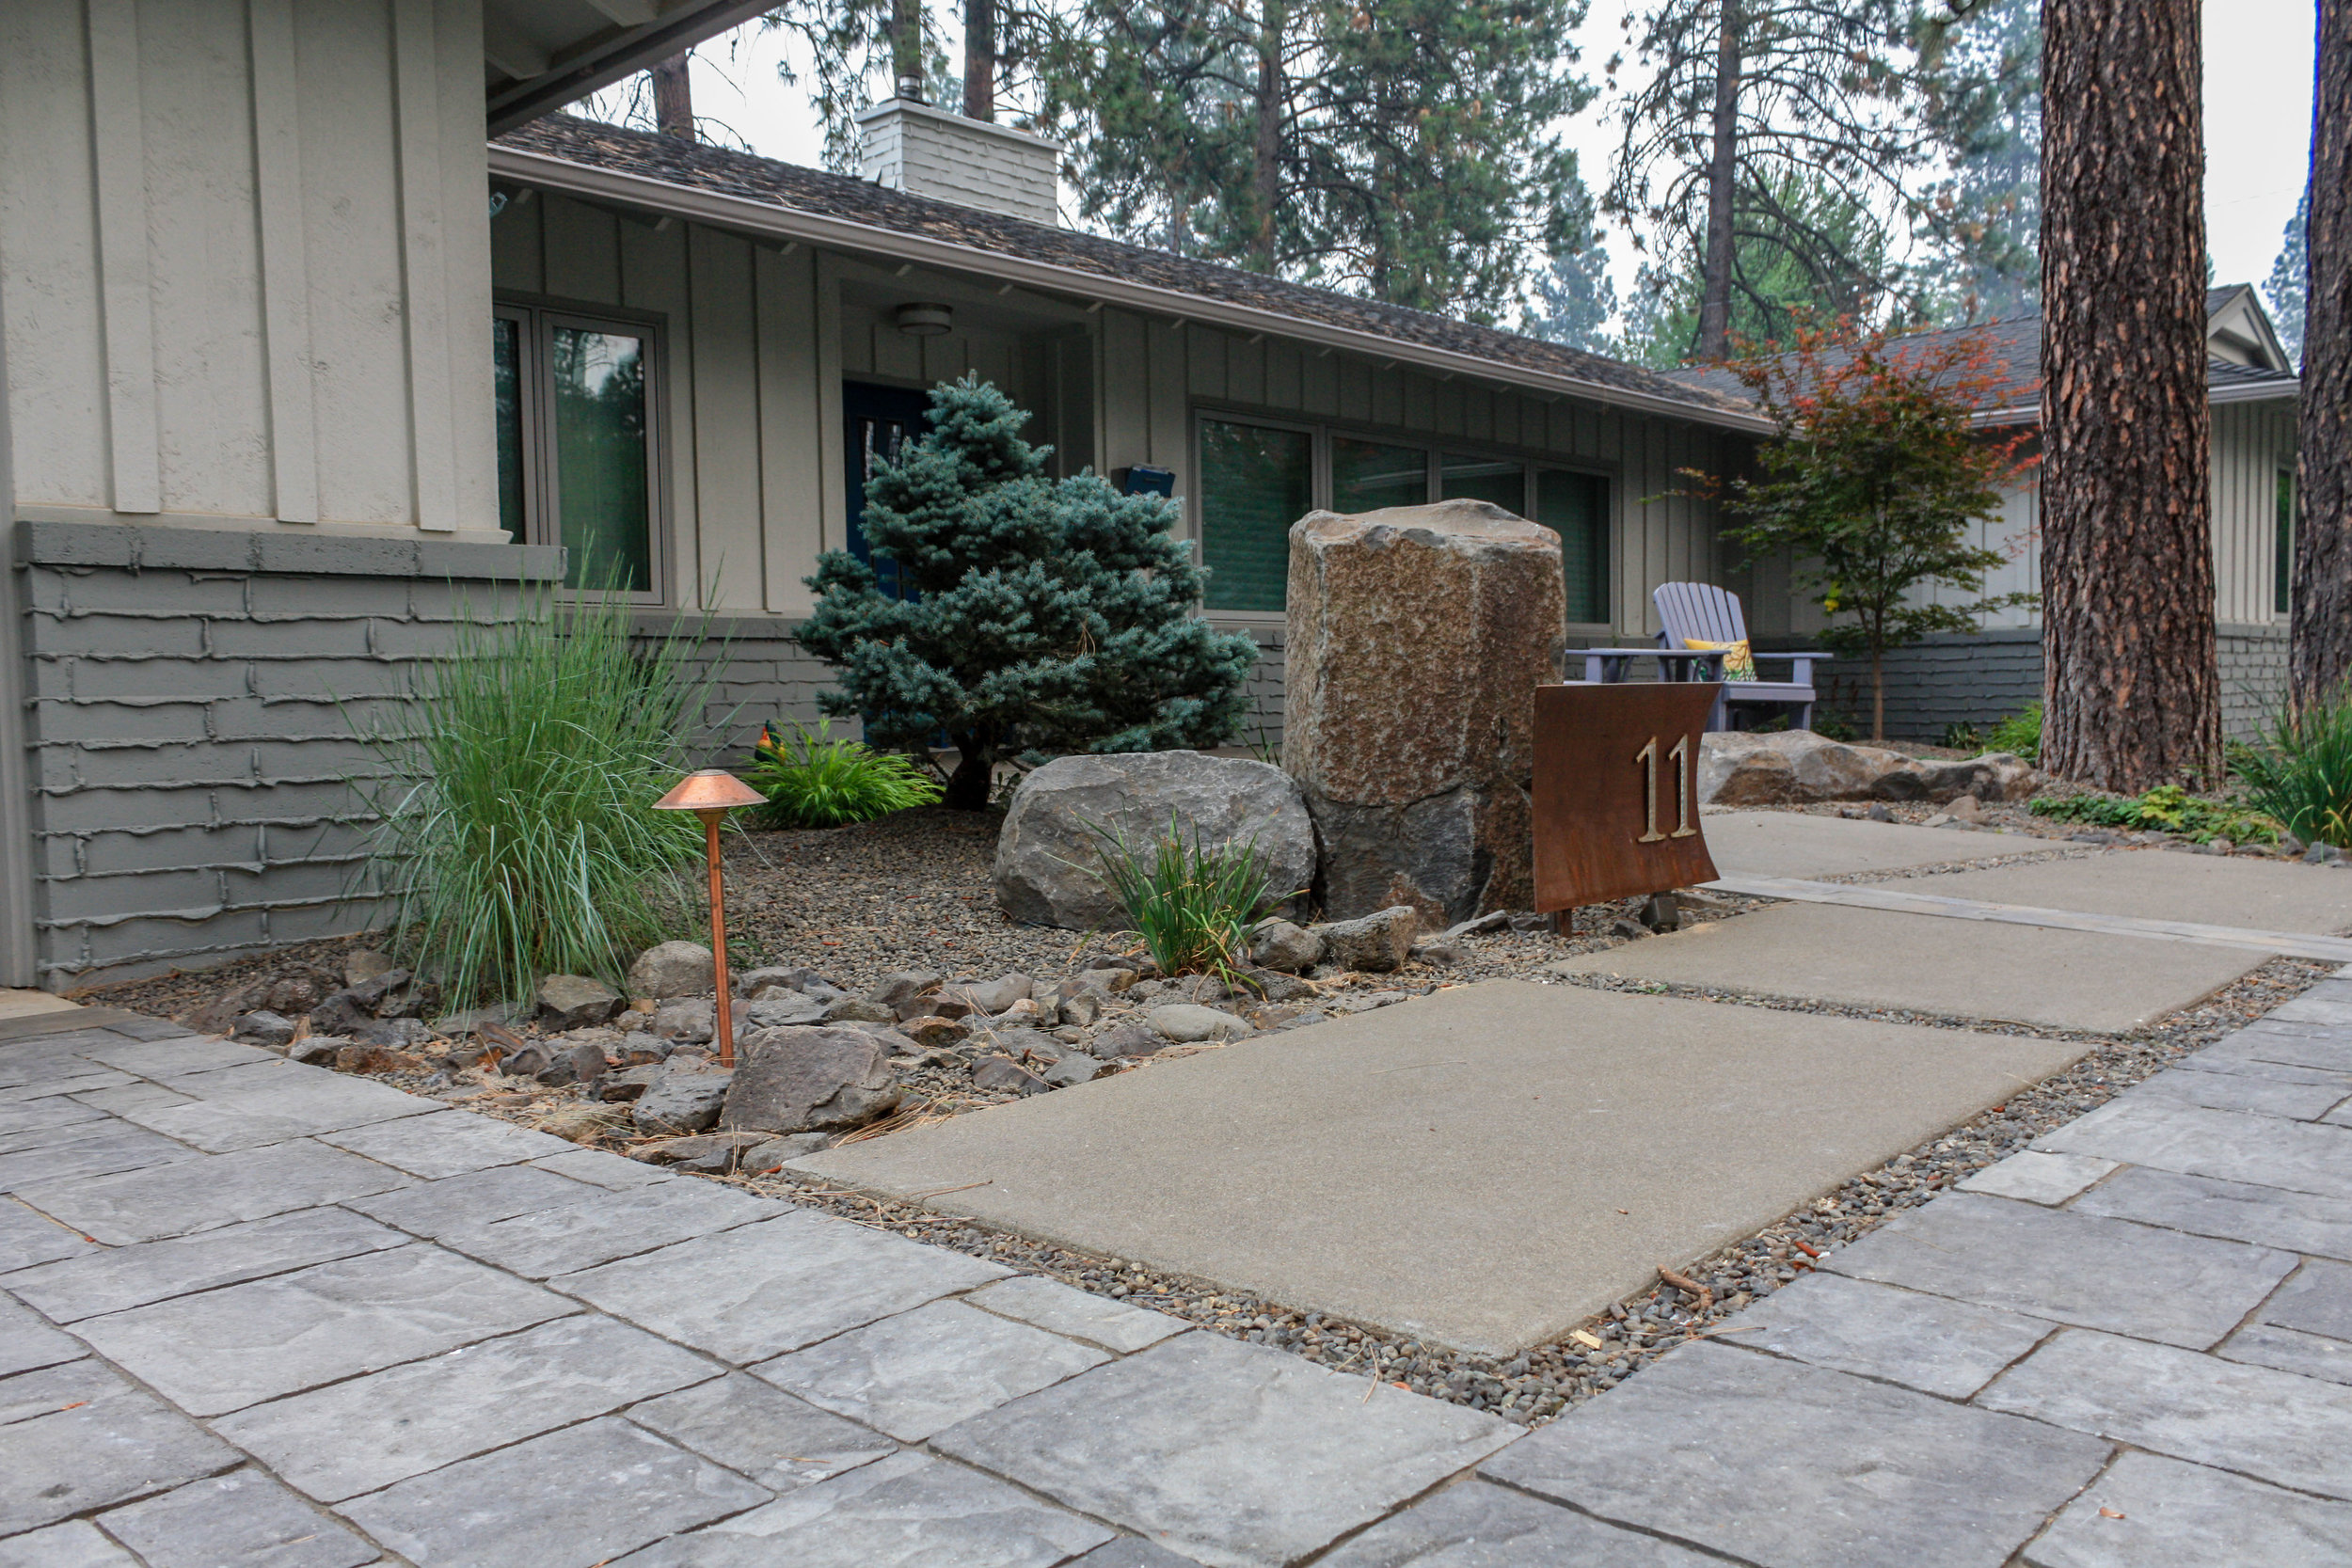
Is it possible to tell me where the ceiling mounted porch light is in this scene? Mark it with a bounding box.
[895,303,954,336]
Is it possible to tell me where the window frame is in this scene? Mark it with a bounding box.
[491,293,673,606]
[2276,464,2296,618]
[1187,405,1617,631]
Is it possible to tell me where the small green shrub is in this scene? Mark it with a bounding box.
[1942,721,1983,752]
[2235,686,2352,849]
[1810,710,1860,742]
[1089,816,1287,978]
[1985,701,2042,763]
[743,720,943,828]
[2029,784,2279,844]
[355,591,711,1006]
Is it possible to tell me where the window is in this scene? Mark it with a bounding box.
[1331,436,1430,512]
[1538,468,1610,624]
[1440,452,1527,512]
[491,302,665,597]
[1200,419,1312,612]
[2277,467,2296,616]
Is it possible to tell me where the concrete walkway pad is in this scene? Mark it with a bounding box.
[1700,810,2042,880]
[793,981,2085,1354]
[1906,849,2352,936]
[1552,903,2263,1032]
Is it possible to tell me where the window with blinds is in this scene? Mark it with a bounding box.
[1200,419,1313,613]
[1538,468,1611,625]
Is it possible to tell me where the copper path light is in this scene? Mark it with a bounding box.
[653,768,768,1068]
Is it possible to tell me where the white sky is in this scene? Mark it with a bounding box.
[656,0,2317,325]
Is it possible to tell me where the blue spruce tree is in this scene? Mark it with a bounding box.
[798,376,1260,809]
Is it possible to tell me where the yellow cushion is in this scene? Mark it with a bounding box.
[1684,637,1758,682]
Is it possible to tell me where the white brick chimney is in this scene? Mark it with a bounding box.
[854,98,1062,228]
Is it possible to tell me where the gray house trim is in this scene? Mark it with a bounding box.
[0,275,33,989]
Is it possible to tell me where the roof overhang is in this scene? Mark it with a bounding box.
[485,1,776,136]
[485,143,1778,436]
[1971,375,2299,427]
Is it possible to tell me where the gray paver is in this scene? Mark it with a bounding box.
[624,1372,898,1493]
[2,1205,407,1323]
[2218,1323,2352,1385]
[2037,1097,2352,1199]
[2255,1258,2352,1340]
[345,1162,600,1234]
[437,1176,779,1278]
[2024,1450,2352,1568]
[2122,1066,2352,1120]
[0,1521,136,1566]
[1905,847,2352,935]
[755,1298,1112,1440]
[0,1196,100,1272]
[1073,1544,1207,1567]
[1549,901,2259,1034]
[0,1362,237,1535]
[0,1294,85,1377]
[1821,1192,2296,1348]
[1484,1339,2108,1568]
[2274,987,2352,1025]
[1979,1327,2352,1499]
[72,1082,192,1114]
[14,1139,412,1244]
[2165,1046,2352,1087]
[529,1147,676,1188]
[800,981,2083,1354]
[611,1450,1115,1568]
[1321,1478,1720,1566]
[2216,1259,2352,1383]
[216,1312,718,1501]
[1725,1271,2054,1398]
[0,1098,103,1139]
[98,1468,376,1568]
[75,1035,277,1079]
[119,1063,435,1152]
[0,1121,197,1192]
[0,1069,134,1103]
[933,1332,1518,1568]
[2194,1023,2352,1076]
[317,1110,579,1179]
[557,1212,1007,1363]
[2074,1164,2352,1261]
[0,1115,147,1157]
[73,1244,574,1416]
[1956,1150,2119,1204]
[967,1275,1191,1354]
[339,1417,769,1568]
[1699,810,2032,879]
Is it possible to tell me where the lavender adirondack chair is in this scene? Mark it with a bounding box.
[1570,583,1821,733]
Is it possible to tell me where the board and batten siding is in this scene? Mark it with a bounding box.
[0,0,499,535]
[1088,307,1750,641]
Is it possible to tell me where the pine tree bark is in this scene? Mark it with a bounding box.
[2038,0,2220,790]
[962,0,995,120]
[890,0,925,100]
[2292,0,2352,707]
[1693,0,1742,360]
[651,54,692,140]
[1250,0,1285,274]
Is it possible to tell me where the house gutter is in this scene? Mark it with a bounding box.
[485,145,1778,437]
[1971,376,2299,429]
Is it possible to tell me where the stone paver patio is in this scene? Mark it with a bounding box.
[7,964,2352,1560]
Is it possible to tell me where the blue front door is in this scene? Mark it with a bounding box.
[843,381,933,600]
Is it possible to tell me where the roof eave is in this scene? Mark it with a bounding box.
[485,143,1776,436]
[1969,377,2298,426]
[485,2,778,136]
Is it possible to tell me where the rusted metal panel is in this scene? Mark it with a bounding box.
[1534,683,1722,911]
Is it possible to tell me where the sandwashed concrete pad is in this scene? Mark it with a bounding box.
[1907,849,2352,936]
[1699,810,2043,880]
[794,981,2087,1354]
[1551,902,2263,1032]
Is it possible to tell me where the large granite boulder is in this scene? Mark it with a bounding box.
[1698,730,2039,807]
[994,752,1316,930]
[721,1025,901,1134]
[1283,500,1565,926]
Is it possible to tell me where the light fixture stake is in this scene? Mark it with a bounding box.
[652,768,767,1068]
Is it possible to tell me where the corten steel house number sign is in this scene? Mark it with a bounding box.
[1532,682,1722,911]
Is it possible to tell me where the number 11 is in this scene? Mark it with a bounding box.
[1635,735,1699,844]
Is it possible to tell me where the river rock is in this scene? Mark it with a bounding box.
[1147,1004,1249,1043]
[633,1069,732,1135]
[1696,731,2039,807]
[1312,906,1418,974]
[721,1026,901,1134]
[1248,920,1325,973]
[993,752,1315,931]
[941,974,1033,1016]
[627,942,716,999]
[233,1010,295,1047]
[1283,499,1564,927]
[536,974,623,1032]
[1093,1022,1168,1059]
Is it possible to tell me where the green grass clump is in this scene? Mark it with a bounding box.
[2029,783,2279,844]
[742,720,943,828]
[1985,701,2042,763]
[1089,816,1289,979]
[2235,686,2352,850]
[355,590,712,1006]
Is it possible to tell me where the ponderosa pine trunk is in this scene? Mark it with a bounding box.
[890,0,924,100]
[2038,0,2221,790]
[1693,0,1742,360]
[1250,0,1284,274]
[651,54,692,140]
[962,0,995,120]
[2292,0,2352,707]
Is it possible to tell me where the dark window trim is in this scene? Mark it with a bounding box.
[492,293,673,606]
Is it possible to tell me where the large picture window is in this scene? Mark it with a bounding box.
[1200,419,1312,613]
[492,301,665,598]
[1538,468,1610,625]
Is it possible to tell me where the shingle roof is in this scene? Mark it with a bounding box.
[494,115,1758,421]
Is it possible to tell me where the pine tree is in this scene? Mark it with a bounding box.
[1915,0,2042,323]
[2291,0,2350,706]
[2266,188,2310,367]
[797,377,1260,810]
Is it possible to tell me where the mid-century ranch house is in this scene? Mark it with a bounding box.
[0,0,2301,990]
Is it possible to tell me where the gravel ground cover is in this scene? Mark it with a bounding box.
[71,803,2335,1431]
